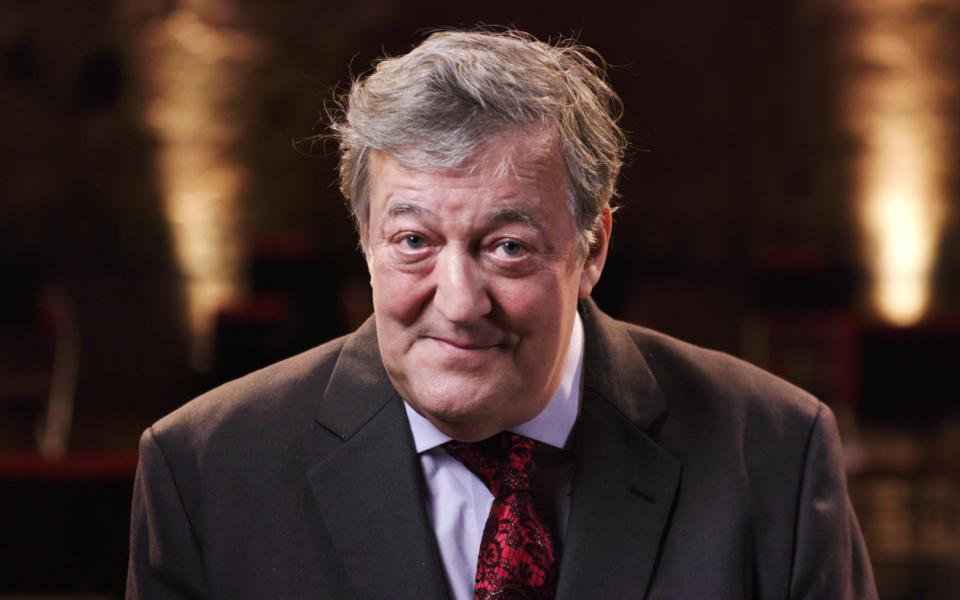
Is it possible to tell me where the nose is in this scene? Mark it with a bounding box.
[433,248,492,324]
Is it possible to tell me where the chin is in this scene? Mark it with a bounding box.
[406,381,504,426]
[418,389,498,421]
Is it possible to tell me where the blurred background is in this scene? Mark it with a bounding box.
[1,0,958,597]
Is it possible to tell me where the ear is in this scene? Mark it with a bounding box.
[578,208,612,298]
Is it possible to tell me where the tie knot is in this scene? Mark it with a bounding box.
[444,432,535,496]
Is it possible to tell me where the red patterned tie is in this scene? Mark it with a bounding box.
[444,432,558,599]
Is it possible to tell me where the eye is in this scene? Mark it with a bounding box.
[399,233,428,251]
[393,232,430,256]
[492,239,528,259]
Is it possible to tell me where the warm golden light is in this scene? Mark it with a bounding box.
[134,6,264,367]
[861,114,944,326]
[846,0,949,326]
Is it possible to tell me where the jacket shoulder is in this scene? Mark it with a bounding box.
[148,333,350,453]
[617,318,822,429]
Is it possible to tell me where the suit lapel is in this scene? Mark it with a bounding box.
[308,318,450,600]
[556,300,682,599]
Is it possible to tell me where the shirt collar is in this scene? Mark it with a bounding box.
[403,311,584,453]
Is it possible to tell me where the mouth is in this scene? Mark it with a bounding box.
[424,336,506,353]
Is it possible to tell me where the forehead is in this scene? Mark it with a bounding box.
[367,129,568,218]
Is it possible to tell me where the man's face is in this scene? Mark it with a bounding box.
[364,129,610,442]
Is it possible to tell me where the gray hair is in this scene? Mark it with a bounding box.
[329,29,628,251]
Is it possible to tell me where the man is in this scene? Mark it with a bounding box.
[127,30,877,599]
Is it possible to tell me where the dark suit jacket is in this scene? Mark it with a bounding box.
[127,299,877,599]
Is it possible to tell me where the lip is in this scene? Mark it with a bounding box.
[425,336,503,352]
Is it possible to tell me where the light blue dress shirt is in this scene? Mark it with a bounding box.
[403,312,584,600]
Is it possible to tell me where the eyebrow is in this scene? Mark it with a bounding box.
[488,207,543,232]
[383,201,544,233]
[385,202,428,219]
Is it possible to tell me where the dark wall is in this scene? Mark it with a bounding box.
[1,1,959,597]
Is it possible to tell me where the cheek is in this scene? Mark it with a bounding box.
[491,275,570,330]
[371,265,432,324]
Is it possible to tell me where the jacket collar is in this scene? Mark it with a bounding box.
[556,298,680,599]
[315,316,395,439]
[310,316,450,600]
[578,297,669,431]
